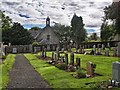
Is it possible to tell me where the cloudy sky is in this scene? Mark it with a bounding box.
[0,0,113,36]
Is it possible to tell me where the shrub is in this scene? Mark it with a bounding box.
[2,55,6,59]
[55,63,68,70]
[76,68,86,78]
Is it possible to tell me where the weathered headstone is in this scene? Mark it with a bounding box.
[70,52,74,65]
[52,52,54,60]
[86,61,95,77]
[93,45,96,55]
[65,53,68,65]
[113,47,117,57]
[76,58,80,67]
[61,56,65,62]
[44,48,47,58]
[105,50,109,56]
[98,48,102,54]
[117,42,120,57]
[12,48,17,54]
[54,53,57,63]
[34,47,37,53]
[112,61,120,87]
[102,44,105,50]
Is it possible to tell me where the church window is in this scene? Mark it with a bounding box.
[47,35,50,40]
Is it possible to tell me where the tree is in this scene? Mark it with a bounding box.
[103,2,120,34]
[52,23,71,44]
[3,22,33,45]
[71,14,86,48]
[0,10,12,31]
[29,27,41,30]
[100,1,120,41]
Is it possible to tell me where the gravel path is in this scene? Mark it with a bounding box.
[7,54,51,89]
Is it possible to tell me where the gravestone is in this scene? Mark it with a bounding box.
[113,47,117,57]
[12,48,17,54]
[70,52,74,65]
[93,45,96,55]
[112,61,120,87]
[102,44,105,50]
[65,53,68,65]
[41,50,44,57]
[34,47,37,53]
[61,56,65,62]
[105,50,109,56]
[44,48,47,58]
[76,58,80,67]
[54,53,57,63]
[98,48,102,54]
[56,47,60,60]
[86,61,95,77]
[117,42,120,57]
[52,52,54,60]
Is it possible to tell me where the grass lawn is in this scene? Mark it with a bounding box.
[25,53,120,89]
[0,54,16,89]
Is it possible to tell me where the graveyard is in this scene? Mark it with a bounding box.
[26,51,120,88]
[1,0,120,89]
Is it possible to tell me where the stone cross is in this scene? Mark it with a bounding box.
[70,52,74,65]
[76,58,80,67]
[112,61,120,86]
[65,53,68,65]
[117,42,120,57]
[86,61,95,77]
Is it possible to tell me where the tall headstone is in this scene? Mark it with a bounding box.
[102,44,105,50]
[34,47,37,53]
[86,61,95,77]
[93,45,96,55]
[98,48,102,54]
[52,52,54,60]
[70,52,74,65]
[117,42,120,57]
[76,58,80,67]
[65,53,68,65]
[44,48,47,58]
[54,53,57,63]
[113,47,117,57]
[112,61,120,87]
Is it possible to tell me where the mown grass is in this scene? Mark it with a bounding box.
[25,53,120,89]
[0,54,16,89]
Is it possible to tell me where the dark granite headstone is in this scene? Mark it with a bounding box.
[70,52,74,65]
[76,58,80,67]
[65,53,68,65]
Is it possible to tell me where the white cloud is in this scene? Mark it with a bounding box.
[0,0,112,35]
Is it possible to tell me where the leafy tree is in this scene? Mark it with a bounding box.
[3,22,33,45]
[71,14,86,48]
[52,23,71,44]
[0,10,12,31]
[102,2,120,34]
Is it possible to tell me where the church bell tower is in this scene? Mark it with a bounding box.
[46,16,50,26]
